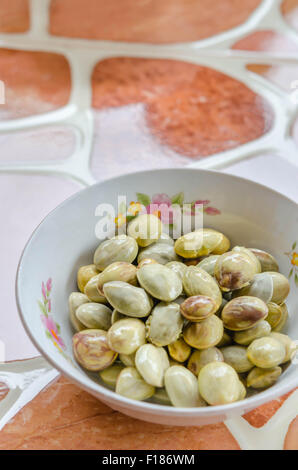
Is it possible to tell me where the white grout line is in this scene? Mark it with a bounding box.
[28,0,51,38]
[0,357,59,432]
[225,390,298,450]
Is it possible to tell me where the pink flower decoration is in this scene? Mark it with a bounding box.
[41,282,47,300]
[194,200,210,206]
[41,315,65,349]
[46,278,52,292]
[48,299,51,312]
[146,193,174,224]
[204,206,221,215]
[152,194,172,206]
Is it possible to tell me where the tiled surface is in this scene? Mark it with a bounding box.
[0,49,71,119]
[223,154,298,202]
[282,0,298,30]
[0,126,75,162]
[0,0,298,451]
[0,376,296,449]
[233,30,298,52]
[49,0,262,43]
[91,58,272,175]
[0,0,29,33]
[0,174,82,360]
[0,376,240,450]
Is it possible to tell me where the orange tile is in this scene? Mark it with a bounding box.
[0,49,71,118]
[92,58,273,159]
[282,0,298,16]
[0,0,29,33]
[0,376,240,450]
[50,0,261,44]
[243,391,294,428]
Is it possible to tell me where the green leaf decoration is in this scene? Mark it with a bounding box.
[295,273,298,287]
[38,300,47,316]
[126,215,136,222]
[289,268,293,278]
[136,193,151,206]
[292,241,297,251]
[171,192,184,205]
[55,322,61,333]
[45,330,52,340]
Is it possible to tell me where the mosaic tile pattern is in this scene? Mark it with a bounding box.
[0,0,29,33]
[0,376,240,450]
[91,58,272,167]
[0,49,71,119]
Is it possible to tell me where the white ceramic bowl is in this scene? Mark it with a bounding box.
[16,169,298,426]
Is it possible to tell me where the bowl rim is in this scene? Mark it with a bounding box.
[16,167,298,417]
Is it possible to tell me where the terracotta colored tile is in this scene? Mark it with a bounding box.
[50,0,261,44]
[146,70,272,158]
[0,0,29,33]
[0,49,71,119]
[91,57,272,168]
[243,391,294,428]
[282,0,298,31]
[0,126,75,162]
[0,174,81,361]
[92,58,195,110]
[284,415,298,449]
[0,377,240,450]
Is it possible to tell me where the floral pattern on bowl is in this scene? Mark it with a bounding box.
[285,242,298,287]
[38,278,73,364]
[115,192,220,228]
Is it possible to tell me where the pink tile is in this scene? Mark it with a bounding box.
[0,173,81,360]
[236,31,298,95]
[0,126,75,163]
[90,106,189,182]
